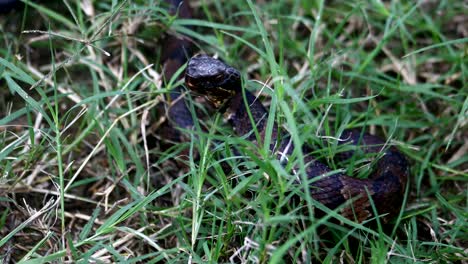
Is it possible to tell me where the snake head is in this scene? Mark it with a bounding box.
[185,54,241,105]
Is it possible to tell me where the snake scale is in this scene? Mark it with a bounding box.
[163,0,410,222]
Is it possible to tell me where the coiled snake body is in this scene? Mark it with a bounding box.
[163,1,409,222]
[183,55,410,222]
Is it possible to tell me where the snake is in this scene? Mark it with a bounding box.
[184,55,410,222]
[163,1,410,222]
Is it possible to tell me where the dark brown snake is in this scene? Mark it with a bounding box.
[163,1,410,223]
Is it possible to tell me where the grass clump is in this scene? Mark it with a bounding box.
[0,0,466,263]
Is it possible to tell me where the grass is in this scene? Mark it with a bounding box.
[0,0,467,263]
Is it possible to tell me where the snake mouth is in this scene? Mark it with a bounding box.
[184,78,197,90]
[185,72,236,101]
[186,81,235,107]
